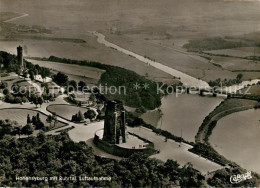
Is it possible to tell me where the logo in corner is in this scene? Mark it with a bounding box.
[230,171,252,184]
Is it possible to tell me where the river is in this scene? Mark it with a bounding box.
[210,109,260,174]
[142,94,223,142]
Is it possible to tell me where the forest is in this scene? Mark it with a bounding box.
[0,128,205,187]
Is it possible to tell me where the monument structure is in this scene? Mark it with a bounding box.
[103,100,126,144]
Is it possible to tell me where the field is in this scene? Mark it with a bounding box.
[206,47,260,58]
[0,108,66,128]
[0,12,22,22]
[47,104,89,121]
[27,58,105,85]
[28,59,105,81]
[211,56,260,72]
[240,84,260,95]
[107,34,237,82]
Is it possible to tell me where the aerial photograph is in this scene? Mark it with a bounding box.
[0,0,260,187]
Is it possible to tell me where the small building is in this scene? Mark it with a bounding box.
[68,91,92,106]
[34,75,52,83]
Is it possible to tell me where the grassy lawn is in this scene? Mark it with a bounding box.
[212,98,258,116]
[16,80,33,88]
[0,108,66,128]
[47,104,88,121]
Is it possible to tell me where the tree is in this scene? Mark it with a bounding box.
[35,120,44,130]
[32,116,37,125]
[37,131,46,143]
[34,69,38,76]
[3,88,9,95]
[14,125,22,139]
[22,124,34,137]
[53,72,68,86]
[0,81,7,89]
[46,115,53,127]
[27,114,31,124]
[78,111,84,122]
[71,114,78,122]
[36,113,40,121]
[14,97,22,104]
[22,96,29,103]
[84,110,96,120]
[33,97,39,107]
[68,80,77,92]
[52,113,57,127]
[29,70,35,80]
[38,97,43,107]
[89,94,96,102]
[78,81,87,92]
[236,73,243,81]
[4,94,14,103]
[0,56,3,65]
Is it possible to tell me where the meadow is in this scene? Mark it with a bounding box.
[206,47,260,58]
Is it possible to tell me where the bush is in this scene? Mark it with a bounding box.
[84,109,96,120]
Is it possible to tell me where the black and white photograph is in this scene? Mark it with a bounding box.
[0,0,260,187]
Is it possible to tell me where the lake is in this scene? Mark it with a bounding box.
[210,109,260,174]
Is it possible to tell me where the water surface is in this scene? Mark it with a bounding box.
[211,109,260,174]
[156,94,223,142]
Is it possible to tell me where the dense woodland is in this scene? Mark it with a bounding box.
[0,130,205,187]
[46,56,165,110]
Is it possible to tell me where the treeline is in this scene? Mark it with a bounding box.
[0,132,205,187]
[0,51,21,73]
[208,73,243,87]
[45,56,163,110]
[188,143,230,166]
[183,37,256,52]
